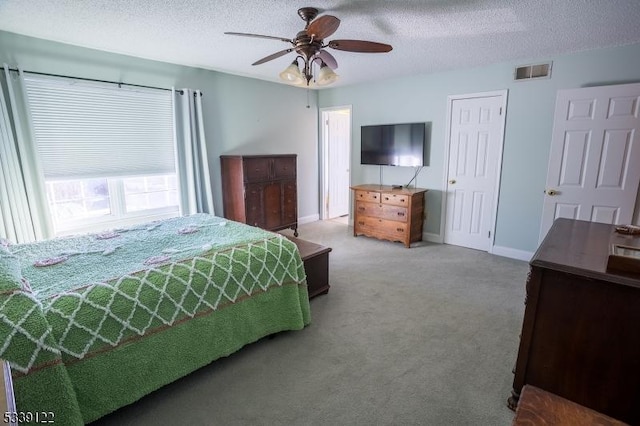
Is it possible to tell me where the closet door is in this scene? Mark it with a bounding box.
[539,83,640,242]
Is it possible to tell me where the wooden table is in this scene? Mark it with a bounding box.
[513,385,628,425]
[286,236,332,299]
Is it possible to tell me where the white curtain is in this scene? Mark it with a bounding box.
[0,67,52,243]
[173,88,214,215]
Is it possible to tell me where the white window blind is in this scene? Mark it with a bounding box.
[23,74,175,180]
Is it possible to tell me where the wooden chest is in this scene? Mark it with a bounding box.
[286,236,332,299]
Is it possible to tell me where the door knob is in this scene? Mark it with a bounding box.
[544,189,559,196]
[448,179,456,184]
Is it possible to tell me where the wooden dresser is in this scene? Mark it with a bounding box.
[220,154,298,236]
[350,184,427,248]
[508,218,640,425]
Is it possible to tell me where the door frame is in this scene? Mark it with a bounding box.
[319,105,352,220]
[440,90,508,252]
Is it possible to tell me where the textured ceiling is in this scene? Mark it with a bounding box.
[1,0,640,88]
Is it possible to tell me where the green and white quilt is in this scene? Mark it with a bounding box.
[0,214,310,425]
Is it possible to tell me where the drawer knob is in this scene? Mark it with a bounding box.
[358,206,365,211]
[397,212,405,217]
[358,221,364,225]
[397,228,404,232]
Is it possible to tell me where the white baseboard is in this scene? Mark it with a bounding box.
[299,214,320,225]
[490,245,534,262]
[420,232,531,261]
[423,232,443,243]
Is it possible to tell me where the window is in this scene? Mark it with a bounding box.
[46,178,111,222]
[45,175,178,234]
[123,175,178,213]
[23,74,180,235]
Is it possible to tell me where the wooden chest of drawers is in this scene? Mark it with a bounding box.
[350,184,427,248]
[220,154,298,236]
[508,219,640,424]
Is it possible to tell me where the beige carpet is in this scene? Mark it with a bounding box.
[93,219,528,425]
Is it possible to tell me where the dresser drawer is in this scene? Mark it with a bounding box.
[354,216,409,238]
[272,156,296,179]
[243,157,271,182]
[355,190,380,203]
[381,192,409,207]
[282,180,297,224]
[355,201,408,222]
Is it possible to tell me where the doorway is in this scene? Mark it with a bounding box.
[539,82,640,242]
[320,106,351,221]
[443,90,508,251]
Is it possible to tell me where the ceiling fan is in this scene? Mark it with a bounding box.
[225,7,392,86]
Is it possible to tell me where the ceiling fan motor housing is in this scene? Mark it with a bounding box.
[295,30,322,59]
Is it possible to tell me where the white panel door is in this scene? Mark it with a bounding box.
[324,109,351,219]
[540,83,640,242]
[445,94,506,251]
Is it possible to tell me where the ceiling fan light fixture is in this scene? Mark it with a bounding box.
[316,61,339,86]
[227,7,391,90]
[279,60,305,85]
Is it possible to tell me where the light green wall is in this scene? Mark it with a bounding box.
[319,43,640,252]
[0,30,319,220]
[3,29,639,252]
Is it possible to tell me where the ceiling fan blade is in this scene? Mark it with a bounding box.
[224,32,293,44]
[252,48,294,66]
[307,15,340,40]
[318,50,338,70]
[328,39,392,53]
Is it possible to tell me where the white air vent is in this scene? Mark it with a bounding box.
[514,62,552,81]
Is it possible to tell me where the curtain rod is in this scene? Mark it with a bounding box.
[2,66,203,96]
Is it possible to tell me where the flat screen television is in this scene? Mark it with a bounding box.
[361,122,426,167]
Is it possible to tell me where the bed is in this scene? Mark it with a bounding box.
[0,214,310,425]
